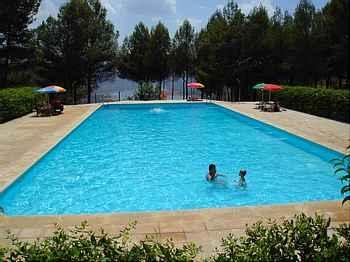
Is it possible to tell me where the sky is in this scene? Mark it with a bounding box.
[33,0,329,41]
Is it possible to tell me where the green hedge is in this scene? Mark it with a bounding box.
[1,214,349,261]
[0,87,42,123]
[272,86,350,123]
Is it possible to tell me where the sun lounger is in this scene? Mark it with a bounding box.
[36,104,53,116]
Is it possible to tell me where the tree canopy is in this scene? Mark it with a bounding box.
[195,0,349,100]
[0,0,41,87]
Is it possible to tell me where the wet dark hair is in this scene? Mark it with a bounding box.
[209,164,216,170]
[240,169,247,176]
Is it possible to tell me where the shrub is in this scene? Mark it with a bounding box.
[1,214,349,261]
[213,213,350,262]
[272,86,350,123]
[3,221,199,261]
[134,82,159,100]
[0,87,43,123]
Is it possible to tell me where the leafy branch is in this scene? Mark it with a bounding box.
[331,145,350,205]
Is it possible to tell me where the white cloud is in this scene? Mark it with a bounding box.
[216,4,224,10]
[187,17,203,27]
[237,0,275,16]
[32,0,62,26]
[121,0,176,16]
[100,0,121,15]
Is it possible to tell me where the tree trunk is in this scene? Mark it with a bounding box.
[185,71,188,99]
[238,85,241,102]
[231,87,235,102]
[326,74,330,88]
[73,84,77,105]
[182,74,185,100]
[87,69,92,104]
[171,73,174,100]
[2,54,9,88]
[2,33,11,87]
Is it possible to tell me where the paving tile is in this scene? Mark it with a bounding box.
[180,220,206,232]
[207,229,246,242]
[159,221,184,233]
[135,222,160,234]
[17,228,45,239]
[185,231,210,243]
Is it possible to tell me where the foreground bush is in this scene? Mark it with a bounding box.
[0,87,42,123]
[1,214,349,261]
[1,221,199,261]
[273,86,350,123]
[213,213,350,262]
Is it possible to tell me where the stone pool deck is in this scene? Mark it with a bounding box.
[0,100,349,257]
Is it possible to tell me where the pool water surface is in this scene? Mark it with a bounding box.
[0,103,343,215]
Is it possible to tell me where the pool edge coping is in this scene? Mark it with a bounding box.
[1,199,345,219]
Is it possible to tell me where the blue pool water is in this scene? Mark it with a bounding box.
[0,103,343,215]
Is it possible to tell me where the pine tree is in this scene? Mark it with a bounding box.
[0,0,41,87]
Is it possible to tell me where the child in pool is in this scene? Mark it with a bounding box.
[237,169,247,187]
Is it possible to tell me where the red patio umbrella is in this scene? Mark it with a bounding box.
[187,82,205,89]
[263,84,283,101]
[263,84,283,92]
[187,82,205,100]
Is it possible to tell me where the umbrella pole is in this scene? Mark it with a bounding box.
[269,91,271,102]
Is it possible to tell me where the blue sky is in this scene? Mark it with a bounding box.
[33,0,329,40]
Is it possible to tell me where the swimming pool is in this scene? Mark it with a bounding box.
[0,103,343,215]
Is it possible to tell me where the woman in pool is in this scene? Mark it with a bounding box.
[206,164,226,181]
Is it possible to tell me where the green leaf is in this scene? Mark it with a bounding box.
[340,174,350,182]
[341,185,350,195]
[333,162,344,168]
[335,168,346,174]
[342,154,350,161]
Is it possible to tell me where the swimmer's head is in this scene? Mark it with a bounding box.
[239,169,247,177]
[209,164,216,175]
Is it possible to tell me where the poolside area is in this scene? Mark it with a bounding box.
[0,101,349,255]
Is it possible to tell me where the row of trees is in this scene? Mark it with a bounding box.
[118,0,349,101]
[0,0,348,102]
[195,0,349,100]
